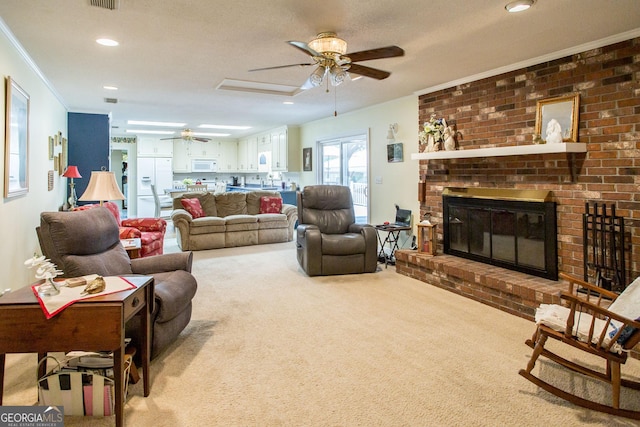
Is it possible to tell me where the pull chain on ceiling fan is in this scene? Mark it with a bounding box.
[249,32,404,89]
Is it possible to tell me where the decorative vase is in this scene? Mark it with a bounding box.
[426,134,437,152]
[38,278,60,297]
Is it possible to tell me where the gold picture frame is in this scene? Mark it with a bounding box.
[534,93,580,143]
[4,76,30,198]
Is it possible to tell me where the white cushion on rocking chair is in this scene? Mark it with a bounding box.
[535,304,622,354]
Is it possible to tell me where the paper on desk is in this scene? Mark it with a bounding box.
[32,275,136,319]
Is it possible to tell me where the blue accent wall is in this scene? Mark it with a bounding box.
[68,112,110,203]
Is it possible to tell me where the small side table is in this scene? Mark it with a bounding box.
[121,238,141,259]
[375,225,411,267]
[0,276,154,427]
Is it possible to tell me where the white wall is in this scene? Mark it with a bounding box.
[0,27,68,290]
[299,95,420,245]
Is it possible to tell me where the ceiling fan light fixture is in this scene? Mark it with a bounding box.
[308,32,347,55]
[309,66,327,87]
[330,64,347,86]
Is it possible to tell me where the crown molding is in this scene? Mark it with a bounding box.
[0,17,68,109]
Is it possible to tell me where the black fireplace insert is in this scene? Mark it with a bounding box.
[443,188,558,280]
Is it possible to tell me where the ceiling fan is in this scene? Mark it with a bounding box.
[249,32,404,89]
[160,129,211,142]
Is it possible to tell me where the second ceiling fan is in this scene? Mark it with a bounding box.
[160,129,211,142]
[250,32,404,89]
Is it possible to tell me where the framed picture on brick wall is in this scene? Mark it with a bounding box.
[535,93,580,143]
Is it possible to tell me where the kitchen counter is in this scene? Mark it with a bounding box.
[226,185,282,192]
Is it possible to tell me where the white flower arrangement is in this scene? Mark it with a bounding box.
[24,255,63,280]
[419,113,458,152]
[419,114,446,146]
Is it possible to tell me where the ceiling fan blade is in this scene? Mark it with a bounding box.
[287,40,322,57]
[249,63,315,72]
[348,63,391,80]
[194,137,211,142]
[347,46,404,63]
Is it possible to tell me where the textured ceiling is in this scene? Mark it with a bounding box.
[0,0,639,138]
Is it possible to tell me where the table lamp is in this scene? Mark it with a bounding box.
[79,168,125,206]
[62,165,82,208]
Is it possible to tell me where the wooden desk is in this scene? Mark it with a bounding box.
[0,276,153,427]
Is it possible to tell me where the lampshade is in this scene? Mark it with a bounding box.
[79,170,125,205]
[387,123,398,141]
[308,32,347,55]
[62,165,82,179]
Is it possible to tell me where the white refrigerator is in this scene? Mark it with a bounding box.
[137,157,173,218]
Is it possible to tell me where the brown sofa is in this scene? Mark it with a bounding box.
[171,191,297,251]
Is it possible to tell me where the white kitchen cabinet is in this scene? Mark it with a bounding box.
[189,141,219,159]
[217,141,237,172]
[137,136,173,157]
[172,140,191,173]
[247,137,258,172]
[238,137,258,172]
[237,139,248,171]
[270,128,287,171]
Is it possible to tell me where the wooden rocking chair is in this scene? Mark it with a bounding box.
[519,272,640,419]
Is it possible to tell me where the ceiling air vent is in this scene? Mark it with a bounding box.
[104,97,118,104]
[89,0,120,10]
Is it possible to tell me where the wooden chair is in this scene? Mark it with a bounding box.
[186,184,207,192]
[519,272,640,419]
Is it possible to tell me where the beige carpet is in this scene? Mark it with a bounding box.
[4,241,640,426]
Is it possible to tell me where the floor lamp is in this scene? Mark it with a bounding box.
[78,169,125,206]
[62,165,82,208]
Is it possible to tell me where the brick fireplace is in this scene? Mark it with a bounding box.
[396,37,640,319]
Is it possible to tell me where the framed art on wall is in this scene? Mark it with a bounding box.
[303,147,312,171]
[535,93,580,143]
[4,76,30,198]
[387,143,403,163]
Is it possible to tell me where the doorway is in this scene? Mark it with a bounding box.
[318,133,368,223]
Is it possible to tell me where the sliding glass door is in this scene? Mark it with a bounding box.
[318,134,368,223]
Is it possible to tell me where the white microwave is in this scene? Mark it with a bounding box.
[191,159,217,172]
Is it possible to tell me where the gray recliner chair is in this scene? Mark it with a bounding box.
[36,207,198,359]
[296,185,378,276]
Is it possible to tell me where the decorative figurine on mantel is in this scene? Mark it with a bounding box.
[419,113,458,152]
[545,119,563,144]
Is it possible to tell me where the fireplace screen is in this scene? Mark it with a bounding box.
[444,188,557,280]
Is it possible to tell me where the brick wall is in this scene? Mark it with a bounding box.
[418,37,640,283]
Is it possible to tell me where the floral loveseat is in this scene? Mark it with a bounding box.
[74,201,167,257]
[171,191,297,251]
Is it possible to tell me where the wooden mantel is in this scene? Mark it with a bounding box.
[410,142,586,161]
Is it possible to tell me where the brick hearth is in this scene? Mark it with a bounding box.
[394,250,561,321]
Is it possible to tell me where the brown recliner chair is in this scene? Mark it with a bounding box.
[296,185,378,276]
[36,207,197,359]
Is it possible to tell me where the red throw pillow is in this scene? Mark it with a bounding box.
[260,196,282,214]
[180,198,205,218]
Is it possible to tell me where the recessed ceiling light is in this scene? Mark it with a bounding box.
[103,85,118,90]
[125,129,175,135]
[127,120,186,127]
[198,124,252,130]
[505,0,534,13]
[283,101,294,105]
[96,38,119,47]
